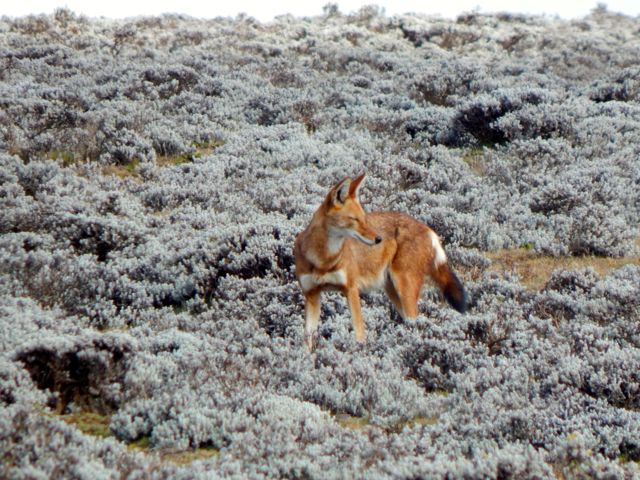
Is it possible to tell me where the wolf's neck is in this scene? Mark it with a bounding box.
[326,227,345,256]
[304,222,345,271]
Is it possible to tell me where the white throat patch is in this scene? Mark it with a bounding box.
[327,229,345,255]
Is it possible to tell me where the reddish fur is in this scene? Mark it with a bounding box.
[294,175,467,351]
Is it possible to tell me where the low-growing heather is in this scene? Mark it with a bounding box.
[1,6,639,479]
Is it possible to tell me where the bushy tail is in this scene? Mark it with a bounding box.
[434,263,468,313]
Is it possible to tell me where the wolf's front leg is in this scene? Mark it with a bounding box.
[345,287,366,343]
[304,290,321,352]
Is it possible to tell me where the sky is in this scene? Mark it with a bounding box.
[2,0,639,21]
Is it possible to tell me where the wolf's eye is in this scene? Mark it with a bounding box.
[348,216,358,222]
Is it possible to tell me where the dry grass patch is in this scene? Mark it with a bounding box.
[161,448,219,465]
[333,413,371,430]
[49,150,78,167]
[392,415,439,431]
[485,248,640,290]
[62,412,218,465]
[333,413,439,432]
[156,154,192,167]
[62,411,111,438]
[102,159,141,180]
[461,147,488,176]
[157,139,225,167]
[128,437,219,465]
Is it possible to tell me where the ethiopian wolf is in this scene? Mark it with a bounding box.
[294,174,467,351]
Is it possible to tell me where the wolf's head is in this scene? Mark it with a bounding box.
[324,174,382,246]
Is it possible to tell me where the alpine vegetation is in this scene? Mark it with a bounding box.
[1,5,640,479]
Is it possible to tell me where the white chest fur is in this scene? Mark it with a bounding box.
[299,269,347,292]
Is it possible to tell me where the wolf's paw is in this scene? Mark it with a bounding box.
[304,332,318,352]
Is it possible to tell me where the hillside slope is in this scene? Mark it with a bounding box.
[1,7,639,478]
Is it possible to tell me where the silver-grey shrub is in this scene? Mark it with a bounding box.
[1,6,639,479]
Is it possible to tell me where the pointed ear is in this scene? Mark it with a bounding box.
[349,173,366,198]
[331,177,352,205]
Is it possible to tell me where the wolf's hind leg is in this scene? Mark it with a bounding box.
[388,269,422,321]
[384,278,404,320]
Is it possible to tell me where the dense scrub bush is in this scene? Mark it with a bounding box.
[1,6,639,479]
[0,403,174,479]
[589,66,640,103]
[451,88,572,146]
[15,332,134,414]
